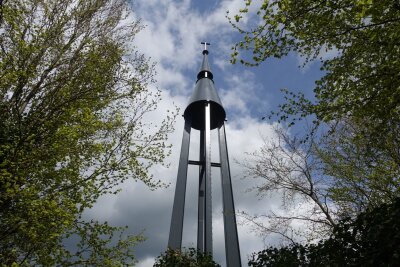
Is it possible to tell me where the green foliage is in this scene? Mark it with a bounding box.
[153,248,220,267]
[230,0,400,133]
[0,0,175,265]
[57,221,145,266]
[317,120,400,218]
[249,197,400,267]
[230,0,400,240]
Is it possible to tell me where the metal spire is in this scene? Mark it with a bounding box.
[168,43,241,267]
[184,44,225,130]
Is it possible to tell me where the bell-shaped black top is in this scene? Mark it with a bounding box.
[184,50,226,130]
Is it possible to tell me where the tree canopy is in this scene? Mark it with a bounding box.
[230,0,400,244]
[0,0,175,265]
[248,197,400,267]
[230,0,400,132]
[154,248,220,267]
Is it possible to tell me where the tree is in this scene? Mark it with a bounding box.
[0,0,175,265]
[0,0,7,23]
[240,126,337,243]
[240,121,400,244]
[316,119,400,218]
[229,0,400,142]
[153,248,220,267]
[248,197,400,267]
[230,0,400,243]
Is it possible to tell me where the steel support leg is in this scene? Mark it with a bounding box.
[168,119,191,249]
[204,103,213,255]
[219,123,241,266]
[197,129,205,252]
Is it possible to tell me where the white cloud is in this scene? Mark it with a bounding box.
[87,1,295,266]
[219,71,266,117]
[136,257,155,267]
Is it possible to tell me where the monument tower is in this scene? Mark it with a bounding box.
[168,43,241,266]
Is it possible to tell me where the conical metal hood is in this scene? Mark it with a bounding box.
[197,50,214,80]
[184,50,226,130]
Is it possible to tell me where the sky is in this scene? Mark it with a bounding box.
[86,0,325,266]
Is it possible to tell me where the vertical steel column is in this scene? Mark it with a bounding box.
[168,119,192,249]
[204,103,213,255]
[219,123,241,266]
[197,129,205,252]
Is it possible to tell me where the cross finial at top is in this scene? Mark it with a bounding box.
[201,42,210,51]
